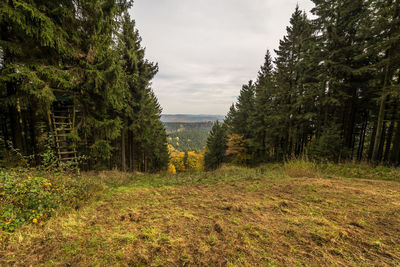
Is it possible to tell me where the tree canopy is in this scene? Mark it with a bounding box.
[0,0,168,171]
[223,1,400,166]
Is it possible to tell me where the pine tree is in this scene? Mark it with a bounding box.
[0,1,169,171]
[231,81,256,137]
[0,0,81,157]
[311,0,369,160]
[274,6,314,159]
[367,0,400,164]
[251,50,275,162]
[204,121,227,170]
[228,81,256,164]
[118,13,168,172]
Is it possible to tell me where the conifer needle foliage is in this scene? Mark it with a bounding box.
[221,1,400,166]
[0,0,168,171]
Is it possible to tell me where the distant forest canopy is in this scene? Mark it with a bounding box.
[164,119,222,172]
[165,122,214,152]
[0,0,168,172]
[161,114,225,123]
[205,1,400,169]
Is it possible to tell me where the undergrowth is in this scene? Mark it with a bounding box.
[1,160,399,233]
[280,159,400,182]
[0,169,133,232]
[2,162,400,266]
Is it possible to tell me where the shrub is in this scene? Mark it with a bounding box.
[0,169,101,232]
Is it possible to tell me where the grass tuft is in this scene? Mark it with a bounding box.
[283,159,320,178]
[1,162,400,266]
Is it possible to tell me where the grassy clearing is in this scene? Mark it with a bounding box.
[1,162,400,266]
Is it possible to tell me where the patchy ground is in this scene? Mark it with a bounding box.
[1,166,400,266]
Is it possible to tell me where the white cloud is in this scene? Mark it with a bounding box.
[130,0,315,115]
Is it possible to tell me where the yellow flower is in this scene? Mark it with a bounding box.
[32,210,36,213]
[32,218,38,224]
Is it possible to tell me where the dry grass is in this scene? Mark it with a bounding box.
[1,165,400,266]
[283,160,320,178]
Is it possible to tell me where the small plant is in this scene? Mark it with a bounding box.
[0,169,100,232]
[40,136,59,171]
[208,233,217,246]
[3,141,29,168]
[283,159,319,178]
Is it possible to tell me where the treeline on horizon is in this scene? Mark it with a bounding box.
[0,0,168,171]
[206,0,400,169]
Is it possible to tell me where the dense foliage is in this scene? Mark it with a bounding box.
[0,169,99,231]
[0,0,168,172]
[222,2,400,166]
[204,122,227,170]
[165,122,213,152]
[168,144,204,173]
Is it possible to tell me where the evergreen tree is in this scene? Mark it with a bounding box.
[204,121,227,170]
[0,0,83,158]
[0,1,169,171]
[251,50,275,162]
[366,0,400,164]
[274,6,314,159]
[311,0,369,160]
[223,2,400,166]
[231,81,256,137]
[119,13,168,172]
[227,81,256,164]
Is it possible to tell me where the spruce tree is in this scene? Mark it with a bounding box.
[367,0,400,163]
[251,50,275,162]
[204,121,227,170]
[119,13,168,172]
[228,81,256,164]
[311,0,369,160]
[274,6,314,159]
[0,0,169,171]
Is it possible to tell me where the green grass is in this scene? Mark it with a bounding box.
[1,161,400,266]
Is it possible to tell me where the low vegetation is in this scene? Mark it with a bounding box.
[0,169,134,233]
[1,161,400,266]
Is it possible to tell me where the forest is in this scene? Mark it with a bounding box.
[164,122,212,173]
[205,0,400,169]
[1,0,400,266]
[0,0,168,172]
[165,122,213,152]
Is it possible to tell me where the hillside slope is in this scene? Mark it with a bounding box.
[1,166,400,266]
[161,114,224,123]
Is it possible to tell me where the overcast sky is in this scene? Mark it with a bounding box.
[130,0,315,115]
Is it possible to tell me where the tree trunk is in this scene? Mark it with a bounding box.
[384,103,397,162]
[1,114,10,149]
[377,123,387,162]
[128,131,133,172]
[357,113,368,161]
[391,121,400,165]
[368,118,378,160]
[372,46,392,163]
[344,86,358,152]
[121,128,126,172]
[372,89,388,162]
[16,97,27,154]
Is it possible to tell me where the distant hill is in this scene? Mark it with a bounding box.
[164,122,214,152]
[161,114,225,123]
[162,115,224,152]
